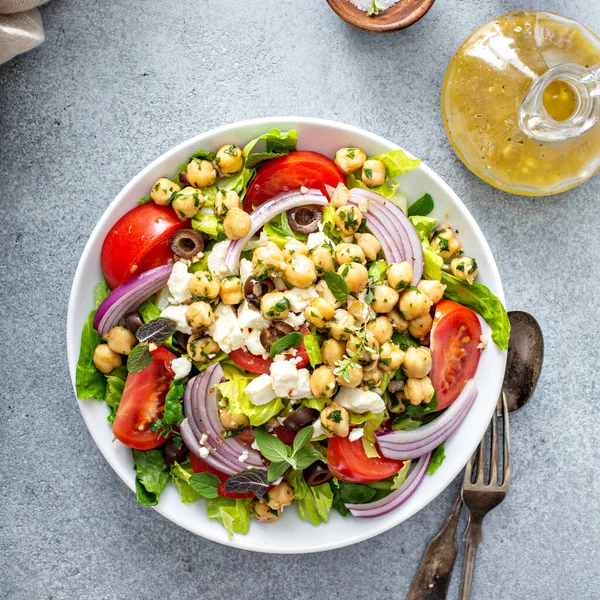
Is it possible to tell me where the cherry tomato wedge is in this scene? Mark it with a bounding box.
[112,347,176,450]
[101,203,190,289]
[190,451,256,498]
[243,151,345,211]
[327,435,405,483]
[430,299,482,411]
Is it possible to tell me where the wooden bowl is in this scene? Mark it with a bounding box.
[326,0,435,32]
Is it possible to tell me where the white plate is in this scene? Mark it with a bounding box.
[67,117,507,554]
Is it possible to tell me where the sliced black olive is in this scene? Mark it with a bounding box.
[174,331,190,352]
[287,205,322,234]
[124,311,144,336]
[283,407,320,432]
[170,229,204,259]
[388,379,405,394]
[244,277,275,309]
[304,461,332,486]
[260,321,294,352]
[163,439,188,466]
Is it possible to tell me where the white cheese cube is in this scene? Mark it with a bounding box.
[306,231,335,250]
[335,387,386,414]
[246,374,277,405]
[171,356,192,380]
[270,361,299,398]
[245,328,267,357]
[284,286,319,312]
[348,427,364,442]
[237,300,270,330]
[167,261,193,305]
[282,311,306,329]
[160,305,192,334]
[207,304,244,353]
[239,258,253,285]
[155,286,171,310]
[290,368,312,400]
[208,240,234,278]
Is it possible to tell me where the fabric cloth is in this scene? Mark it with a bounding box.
[0,0,49,65]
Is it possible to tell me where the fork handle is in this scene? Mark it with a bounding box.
[459,513,484,600]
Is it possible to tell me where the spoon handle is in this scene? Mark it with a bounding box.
[406,494,463,600]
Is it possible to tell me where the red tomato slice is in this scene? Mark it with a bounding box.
[228,326,310,374]
[101,203,190,289]
[112,347,176,450]
[243,151,345,211]
[430,300,482,411]
[327,436,405,483]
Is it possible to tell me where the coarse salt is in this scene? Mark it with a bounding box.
[349,0,399,12]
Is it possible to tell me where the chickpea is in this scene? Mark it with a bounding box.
[335,362,363,388]
[171,187,205,220]
[403,346,432,379]
[309,243,336,274]
[408,313,433,340]
[334,147,367,175]
[251,498,281,522]
[260,291,291,320]
[93,344,122,374]
[104,326,137,356]
[321,338,346,366]
[399,287,433,320]
[334,205,363,235]
[252,241,284,276]
[310,366,337,398]
[188,333,220,362]
[266,482,294,511]
[305,297,335,329]
[431,226,461,259]
[219,408,249,430]
[387,261,413,292]
[185,301,215,329]
[371,285,400,313]
[388,309,409,333]
[151,177,180,206]
[417,279,447,304]
[223,207,252,240]
[338,262,368,294]
[330,181,350,207]
[329,309,357,341]
[189,270,220,300]
[315,278,341,308]
[404,376,435,406]
[320,402,350,437]
[378,342,405,372]
[187,159,217,189]
[335,243,366,265]
[216,144,243,176]
[361,159,386,187]
[354,233,381,261]
[367,316,394,345]
[284,255,317,289]
[219,276,243,305]
[214,190,240,217]
[347,330,379,365]
[347,296,369,324]
[362,363,383,388]
[450,256,479,285]
[282,238,309,262]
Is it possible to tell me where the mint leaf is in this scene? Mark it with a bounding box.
[324,270,350,304]
[407,193,434,217]
[127,342,152,374]
[303,332,322,367]
[224,469,269,498]
[135,317,177,345]
[253,428,291,464]
[267,460,289,483]
[292,426,314,454]
[191,149,217,161]
[189,473,221,498]
[269,332,303,358]
[293,447,324,471]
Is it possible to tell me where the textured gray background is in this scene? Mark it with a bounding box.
[1,0,599,598]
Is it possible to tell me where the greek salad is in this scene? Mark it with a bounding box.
[76,129,510,537]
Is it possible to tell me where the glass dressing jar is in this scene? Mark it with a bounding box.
[442,11,600,196]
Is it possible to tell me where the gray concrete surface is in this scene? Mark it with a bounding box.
[1,0,599,598]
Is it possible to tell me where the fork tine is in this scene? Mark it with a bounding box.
[489,395,501,485]
[501,391,512,485]
[476,428,487,483]
[463,444,475,484]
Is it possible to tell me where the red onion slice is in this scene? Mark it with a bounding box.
[93,264,173,336]
[179,419,236,475]
[346,452,432,518]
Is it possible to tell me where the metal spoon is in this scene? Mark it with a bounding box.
[406,311,543,600]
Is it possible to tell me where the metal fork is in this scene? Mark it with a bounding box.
[459,392,512,599]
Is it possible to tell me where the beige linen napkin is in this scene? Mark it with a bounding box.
[0,0,49,65]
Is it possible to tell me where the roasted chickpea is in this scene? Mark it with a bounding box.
[431,226,461,259]
[388,309,409,333]
[417,279,447,304]
[219,276,243,305]
[338,262,368,294]
[252,241,284,276]
[334,147,367,174]
[362,363,383,387]
[408,313,433,340]
[378,342,405,371]
[219,408,249,430]
[282,238,309,262]
[404,376,435,405]
[335,362,363,388]
[223,207,252,240]
[187,333,220,362]
[354,233,381,261]
[367,316,394,345]
[399,287,433,320]
[151,177,180,206]
[216,144,243,176]
[251,498,281,522]
[320,402,350,437]
[260,291,291,320]
[361,159,386,187]
[346,330,379,365]
[185,301,215,329]
[371,285,400,313]
[104,326,137,356]
[214,190,240,217]
[171,187,204,220]
[387,262,413,292]
[450,256,479,285]
[321,338,346,366]
[93,344,122,373]
[335,243,366,265]
[189,270,220,300]
[329,309,357,341]
[309,243,336,274]
[187,159,217,188]
[310,366,337,398]
[305,297,335,329]
[403,346,432,379]
[330,181,350,207]
[266,482,294,511]
[334,205,363,235]
[284,255,317,289]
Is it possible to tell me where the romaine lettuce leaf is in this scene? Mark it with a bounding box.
[133,449,169,506]
[370,149,420,177]
[321,205,342,243]
[427,443,446,475]
[104,366,127,422]
[192,211,223,239]
[349,410,388,458]
[346,173,398,201]
[206,497,252,538]
[287,471,333,525]
[409,215,443,281]
[301,397,328,412]
[303,332,322,368]
[171,460,201,504]
[391,460,412,489]
[218,378,283,427]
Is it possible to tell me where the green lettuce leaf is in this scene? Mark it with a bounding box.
[137,299,162,323]
[192,211,223,239]
[349,410,388,458]
[346,173,398,201]
[371,149,420,177]
[133,449,169,506]
[367,259,388,284]
[427,443,446,475]
[206,497,252,538]
[171,460,201,504]
[287,471,333,525]
[263,212,307,248]
[163,380,185,426]
[104,366,127,422]
[218,378,283,427]
[321,205,342,243]
[391,460,412,489]
[303,332,322,368]
[409,215,443,281]
[301,397,328,412]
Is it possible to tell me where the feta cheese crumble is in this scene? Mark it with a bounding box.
[246,374,278,405]
[270,361,299,398]
[348,427,364,442]
[239,258,253,285]
[207,304,244,353]
[245,328,267,356]
[238,450,249,463]
[208,240,234,277]
[335,387,386,414]
[284,286,319,312]
[238,300,270,330]
[160,305,192,334]
[167,261,193,304]
[290,368,312,400]
[171,356,192,380]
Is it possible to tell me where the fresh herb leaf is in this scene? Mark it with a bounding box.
[407,193,434,217]
[224,469,270,498]
[330,481,351,517]
[267,460,289,483]
[427,443,446,475]
[391,332,420,351]
[303,332,323,367]
[292,426,314,453]
[191,149,217,161]
[324,270,350,303]
[135,318,177,344]
[188,473,221,498]
[293,447,324,470]
[404,392,438,417]
[269,332,303,358]
[127,342,153,374]
[392,415,422,430]
[253,428,291,464]
[338,481,377,504]
[138,195,152,205]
